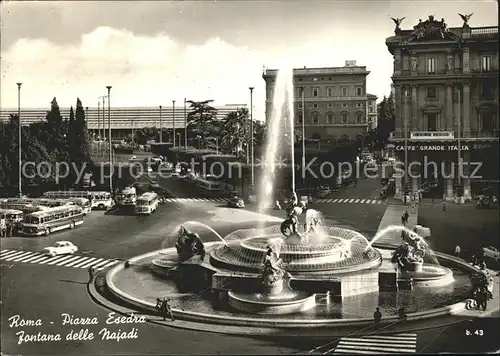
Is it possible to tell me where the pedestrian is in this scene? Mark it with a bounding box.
[6,223,12,237]
[398,307,407,319]
[455,245,461,258]
[373,307,382,323]
[478,288,488,311]
[403,210,409,225]
[88,266,96,283]
[442,201,447,211]
[0,217,6,238]
[403,195,408,205]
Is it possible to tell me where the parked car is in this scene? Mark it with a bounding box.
[316,185,331,198]
[227,196,245,208]
[483,246,500,261]
[43,241,78,257]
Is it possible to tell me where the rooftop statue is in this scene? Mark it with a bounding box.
[459,13,473,26]
[391,17,405,33]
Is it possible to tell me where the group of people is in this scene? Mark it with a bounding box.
[468,283,493,311]
[0,217,16,237]
[155,297,175,321]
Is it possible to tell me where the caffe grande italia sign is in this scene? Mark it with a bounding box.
[395,144,470,151]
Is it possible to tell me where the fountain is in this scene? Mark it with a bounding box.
[148,67,457,315]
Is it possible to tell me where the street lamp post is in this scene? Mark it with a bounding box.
[404,87,410,193]
[106,86,112,193]
[183,98,188,150]
[16,83,22,197]
[159,105,163,143]
[97,98,101,155]
[454,88,462,189]
[101,96,106,155]
[172,100,176,147]
[249,87,255,190]
[301,87,305,187]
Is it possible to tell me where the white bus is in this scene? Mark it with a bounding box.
[135,192,159,215]
[68,198,92,215]
[0,208,24,233]
[0,202,49,214]
[87,191,114,210]
[116,186,137,206]
[196,178,222,191]
[44,190,114,210]
[21,205,84,237]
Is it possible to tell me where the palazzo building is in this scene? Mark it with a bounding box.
[263,61,374,142]
[386,15,499,200]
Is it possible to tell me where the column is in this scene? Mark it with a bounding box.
[444,177,454,201]
[411,177,419,202]
[394,85,403,137]
[411,85,418,131]
[446,84,453,131]
[394,175,403,200]
[462,151,472,201]
[462,48,470,74]
[463,84,471,136]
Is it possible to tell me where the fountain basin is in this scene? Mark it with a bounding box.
[211,226,381,274]
[228,282,316,315]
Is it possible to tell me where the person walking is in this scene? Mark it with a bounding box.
[455,245,461,258]
[442,201,447,212]
[373,307,382,323]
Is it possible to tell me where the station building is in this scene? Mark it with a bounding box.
[386,15,499,200]
[0,104,246,140]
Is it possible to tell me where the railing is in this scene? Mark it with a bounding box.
[410,131,454,140]
[390,130,499,139]
[471,27,499,36]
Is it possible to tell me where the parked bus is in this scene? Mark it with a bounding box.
[135,192,159,215]
[0,208,24,234]
[43,190,114,210]
[68,197,92,215]
[21,205,84,237]
[116,186,137,206]
[196,178,222,191]
[0,202,48,214]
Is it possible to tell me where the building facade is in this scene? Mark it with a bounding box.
[386,15,498,200]
[367,94,379,131]
[263,61,372,142]
[0,104,246,139]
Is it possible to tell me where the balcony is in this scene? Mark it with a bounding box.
[471,27,499,36]
[390,130,499,140]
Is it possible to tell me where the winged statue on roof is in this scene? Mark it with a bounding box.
[458,13,473,26]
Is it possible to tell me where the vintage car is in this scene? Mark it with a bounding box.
[483,246,500,262]
[316,185,332,198]
[227,196,245,208]
[43,241,78,257]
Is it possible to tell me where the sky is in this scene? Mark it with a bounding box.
[1,0,498,121]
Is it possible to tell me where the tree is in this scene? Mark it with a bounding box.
[186,100,218,148]
[374,95,395,149]
[44,97,67,162]
[73,98,91,165]
[220,108,249,155]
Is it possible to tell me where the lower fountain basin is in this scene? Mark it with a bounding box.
[228,281,316,315]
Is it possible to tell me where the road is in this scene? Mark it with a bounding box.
[1,172,498,354]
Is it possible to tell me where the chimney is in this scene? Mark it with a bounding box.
[345,60,357,67]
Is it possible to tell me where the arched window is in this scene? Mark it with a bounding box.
[480,112,495,132]
[340,110,349,124]
[311,112,320,124]
[326,111,335,124]
[296,111,303,124]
